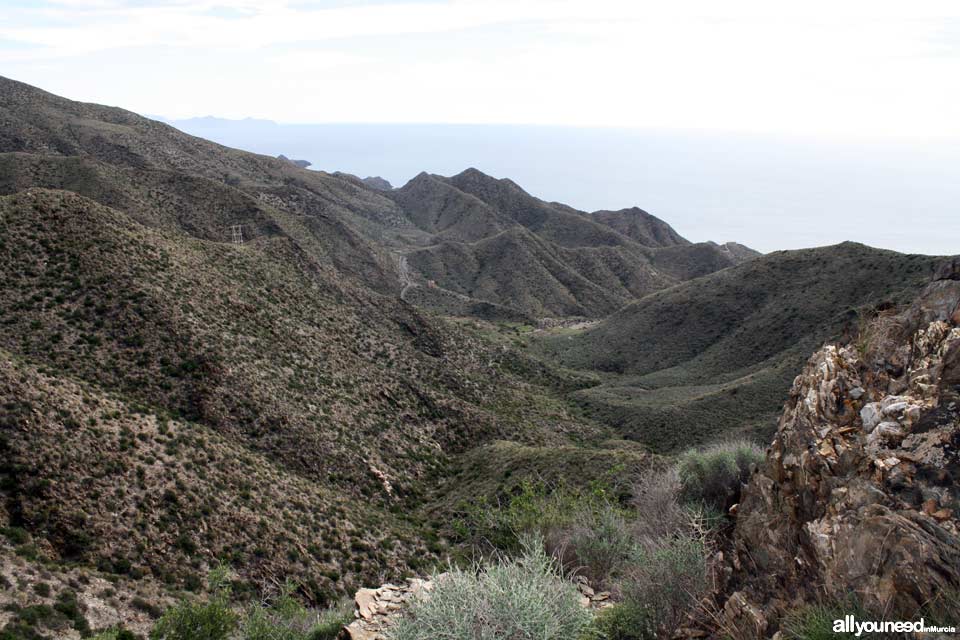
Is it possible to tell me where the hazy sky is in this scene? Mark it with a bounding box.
[4,1,960,138]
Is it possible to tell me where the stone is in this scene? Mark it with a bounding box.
[882,401,909,417]
[934,257,960,281]
[881,395,910,410]
[867,421,905,446]
[722,591,767,640]
[355,588,379,620]
[860,403,882,432]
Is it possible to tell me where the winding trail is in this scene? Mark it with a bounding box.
[393,253,416,301]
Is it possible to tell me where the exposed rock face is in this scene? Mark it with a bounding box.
[720,264,960,636]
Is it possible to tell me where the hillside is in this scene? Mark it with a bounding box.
[591,206,690,247]
[386,168,757,318]
[4,74,950,639]
[1,75,758,322]
[0,76,656,631]
[540,243,943,450]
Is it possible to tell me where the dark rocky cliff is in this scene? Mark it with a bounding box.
[717,260,960,636]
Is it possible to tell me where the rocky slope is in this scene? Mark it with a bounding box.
[1,75,642,628]
[386,168,758,318]
[1,74,755,322]
[717,260,960,636]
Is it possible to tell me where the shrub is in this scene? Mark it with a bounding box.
[389,537,590,640]
[579,603,653,640]
[630,467,686,542]
[620,533,710,638]
[0,526,30,545]
[677,440,763,512]
[308,600,354,640]
[150,566,237,640]
[91,627,138,640]
[781,604,852,640]
[452,480,610,554]
[239,583,349,640]
[780,594,956,640]
[546,503,635,586]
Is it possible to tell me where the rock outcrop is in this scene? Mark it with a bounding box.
[718,262,960,636]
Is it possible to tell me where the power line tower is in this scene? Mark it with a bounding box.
[230,224,244,245]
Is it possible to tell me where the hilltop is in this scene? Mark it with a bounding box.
[386,169,757,318]
[1,75,755,321]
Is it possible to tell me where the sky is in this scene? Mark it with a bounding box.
[4,0,960,137]
[2,1,959,254]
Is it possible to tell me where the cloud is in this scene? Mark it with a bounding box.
[2,0,960,136]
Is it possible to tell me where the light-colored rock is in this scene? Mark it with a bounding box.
[355,588,379,620]
[867,420,905,446]
[881,401,909,416]
[860,402,882,432]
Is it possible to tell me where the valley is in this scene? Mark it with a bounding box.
[0,75,957,640]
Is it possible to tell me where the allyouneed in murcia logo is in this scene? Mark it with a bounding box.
[833,615,956,636]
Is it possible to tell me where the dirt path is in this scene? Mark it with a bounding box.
[394,253,416,301]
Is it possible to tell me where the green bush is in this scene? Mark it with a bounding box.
[389,537,590,640]
[308,600,354,640]
[238,583,352,640]
[780,595,952,640]
[677,440,763,512]
[579,603,653,640]
[546,503,636,586]
[620,533,709,638]
[0,526,30,545]
[781,604,853,640]
[91,627,138,640]
[150,566,237,640]
[452,480,611,554]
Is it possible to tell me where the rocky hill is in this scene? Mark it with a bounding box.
[0,76,641,623]
[386,169,757,318]
[591,206,690,247]
[715,259,960,636]
[0,75,755,322]
[277,154,311,168]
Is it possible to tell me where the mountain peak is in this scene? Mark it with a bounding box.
[591,206,690,248]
